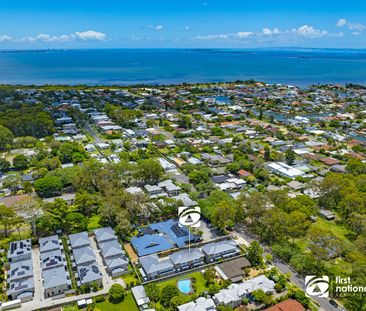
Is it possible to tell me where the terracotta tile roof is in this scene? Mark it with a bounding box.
[264,299,305,311]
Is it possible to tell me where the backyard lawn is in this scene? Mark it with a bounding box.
[157,270,208,295]
[96,293,138,311]
[120,270,140,286]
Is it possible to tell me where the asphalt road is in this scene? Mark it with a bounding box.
[83,124,104,144]
[234,225,343,311]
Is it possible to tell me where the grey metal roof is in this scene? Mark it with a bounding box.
[43,266,70,290]
[169,249,204,265]
[8,277,34,295]
[39,235,61,253]
[7,239,32,260]
[69,232,90,249]
[131,285,150,306]
[106,257,128,270]
[140,254,174,275]
[8,260,33,282]
[201,240,238,257]
[73,246,96,266]
[100,240,124,259]
[40,249,64,270]
[77,263,102,284]
[94,227,117,244]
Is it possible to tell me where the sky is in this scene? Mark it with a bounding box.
[0,0,366,49]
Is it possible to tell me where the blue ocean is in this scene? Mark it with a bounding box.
[0,48,366,86]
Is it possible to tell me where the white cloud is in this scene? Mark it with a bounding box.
[336,18,347,27]
[195,24,333,42]
[262,28,280,36]
[195,34,230,40]
[336,18,365,31]
[293,25,328,38]
[0,35,12,42]
[73,30,106,41]
[236,31,253,38]
[21,30,106,43]
[155,25,163,31]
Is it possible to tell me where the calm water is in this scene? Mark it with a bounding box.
[1,48,366,86]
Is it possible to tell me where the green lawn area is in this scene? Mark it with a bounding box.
[157,271,208,295]
[120,271,140,286]
[295,217,353,252]
[96,293,138,311]
[312,218,350,242]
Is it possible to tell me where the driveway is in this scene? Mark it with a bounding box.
[32,248,43,302]
[89,236,113,289]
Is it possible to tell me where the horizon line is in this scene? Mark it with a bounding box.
[2,46,366,52]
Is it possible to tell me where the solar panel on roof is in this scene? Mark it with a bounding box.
[15,284,27,290]
[171,223,188,237]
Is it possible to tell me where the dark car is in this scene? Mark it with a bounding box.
[329,299,338,308]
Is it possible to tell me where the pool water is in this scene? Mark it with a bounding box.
[177,279,192,294]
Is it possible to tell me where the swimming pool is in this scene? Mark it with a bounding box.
[177,279,192,294]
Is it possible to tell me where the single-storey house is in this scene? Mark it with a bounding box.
[131,285,150,310]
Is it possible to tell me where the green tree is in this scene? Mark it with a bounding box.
[308,227,342,266]
[108,283,125,303]
[211,201,236,231]
[264,146,271,161]
[43,199,71,232]
[75,191,102,216]
[251,289,267,303]
[287,211,310,244]
[0,125,13,150]
[208,283,220,295]
[135,158,163,184]
[290,253,318,275]
[203,268,216,286]
[285,148,296,165]
[0,158,10,172]
[34,175,62,198]
[12,196,42,236]
[145,283,161,303]
[160,285,179,308]
[246,241,263,266]
[240,191,268,226]
[346,159,366,176]
[0,205,16,236]
[65,212,87,233]
[13,154,29,170]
